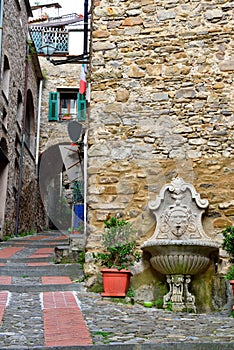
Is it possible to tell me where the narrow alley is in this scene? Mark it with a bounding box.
[0,232,233,349]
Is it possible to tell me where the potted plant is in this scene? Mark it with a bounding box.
[221,225,234,295]
[225,266,234,295]
[93,217,141,297]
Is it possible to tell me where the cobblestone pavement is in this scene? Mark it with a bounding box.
[78,292,234,346]
[0,231,234,349]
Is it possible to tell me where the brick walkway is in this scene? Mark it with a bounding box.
[0,231,90,348]
[0,247,24,259]
[42,291,92,346]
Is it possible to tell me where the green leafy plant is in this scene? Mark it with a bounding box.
[3,229,34,241]
[222,226,234,262]
[93,217,141,270]
[67,222,84,234]
[221,226,234,281]
[155,298,163,309]
[126,286,135,298]
[166,301,173,311]
[77,250,85,270]
[225,265,234,281]
[93,331,113,344]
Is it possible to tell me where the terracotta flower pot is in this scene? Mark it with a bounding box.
[101,268,132,297]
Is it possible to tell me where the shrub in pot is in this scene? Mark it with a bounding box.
[93,217,141,297]
[221,225,234,295]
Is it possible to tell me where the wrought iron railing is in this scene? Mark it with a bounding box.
[30,27,68,53]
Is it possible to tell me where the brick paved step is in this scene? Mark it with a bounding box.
[0,231,69,246]
[0,264,83,279]
[0,283,85,292]
[0,257,54,264]
[0,239,69,248]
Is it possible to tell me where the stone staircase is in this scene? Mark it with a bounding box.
[0,231,92,348]
[0,231,84,286]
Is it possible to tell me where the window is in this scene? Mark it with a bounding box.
[2,108,7,130]
[60,91,77,118]
[17,90,23,125]
[25,90,35,152]
[48,90,86,122]
[2,56,10,99]
[0,138,9,234]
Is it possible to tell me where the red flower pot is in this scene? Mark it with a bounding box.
[101,268,132,297]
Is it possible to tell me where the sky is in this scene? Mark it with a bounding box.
[57,0,84,15]
[30,1,85,15]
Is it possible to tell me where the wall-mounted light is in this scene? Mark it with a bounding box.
[40,42,56,60]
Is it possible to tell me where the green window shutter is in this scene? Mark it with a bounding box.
[77,93,86,121]
[48,92,59,121]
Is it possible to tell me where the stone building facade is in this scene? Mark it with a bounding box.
[29,6,88,232]
[0,0,46,237]
[86,0,234,308]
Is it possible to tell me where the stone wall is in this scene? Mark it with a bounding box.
[39,57,83,152]
[86,0,234,302]
[0,0,46,236]
[88,0,234,238]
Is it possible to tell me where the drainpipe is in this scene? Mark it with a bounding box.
[35,79,43,176]
[0,0,4,77]
[83,129,88,237]
[83,0,88,56]
[15,43,29,236]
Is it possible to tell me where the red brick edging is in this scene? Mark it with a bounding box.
[42,291,92,347]
[0,292,10,324]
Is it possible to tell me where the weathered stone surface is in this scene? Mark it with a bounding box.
[129,65,145,78]
[213,218,233,228]
[88,0,234,264]
[116,88,130,102]
[204,10,223,21]
[92,30,110,38]
[157,10,176,21]
[175,88,196,99]
[152,93,169,101]
[219,60,234,71]
[0,1,46,236]
[122,16,143,26]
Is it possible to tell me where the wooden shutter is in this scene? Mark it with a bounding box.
[77,93,86,121]
[48,92,59,121]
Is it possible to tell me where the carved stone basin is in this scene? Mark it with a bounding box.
[142,240,219,276]
[141,177,220,312]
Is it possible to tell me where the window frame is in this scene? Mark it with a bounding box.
[48,90,86,122]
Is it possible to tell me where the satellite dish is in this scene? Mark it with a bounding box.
[67,121,82,143]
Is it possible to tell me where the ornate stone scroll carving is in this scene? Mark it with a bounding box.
[148,177,210,241]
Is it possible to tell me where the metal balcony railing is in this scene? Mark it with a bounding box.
[30,27,68,53]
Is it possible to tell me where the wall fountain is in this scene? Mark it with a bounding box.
[141,177,219,312]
